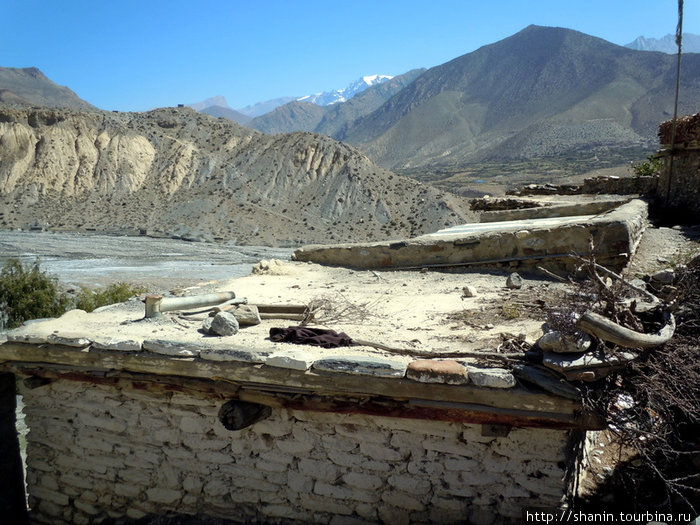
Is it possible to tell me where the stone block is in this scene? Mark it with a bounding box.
[255,459,289,473]
[421,437,473,456]
[335,423,389,444]
[327,450,362,468]
[342,471,384,491]
[47,333,91,347]
[287,471,313,493]
[252,419,293,438]
[142,339,202,357]
[30,486,70,506]
[330,515,375,525]
[263,504,306,520]
[265,348,314,370]
[321,434,359,452]
[444,457,480,471]
[537,331,592,354]
[359,442,404,462]
[196,449,235,465]
[313,355,407,378]
[406,359,468,385]
[542,350,636,372]
[407,459,444,477]
[298,458,339,481]
[203,478,230,497]
[114,483,142,498]
[145,487,182,505]
[387,474,431,495]
[91,337,142,351]
[198,347,266,362]
[381,490,425,511]
[275,438,315,455]
[77,412,127,433]
[314,481,380,503]
[465,366,516,388]
[378,504,411,525]
[209,311,239,336]
[74,500,99,515]
[179,414,210,434]
[117,468,152,485]
[300,494,354,515]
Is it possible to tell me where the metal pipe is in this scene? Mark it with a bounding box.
[145,292,236,318]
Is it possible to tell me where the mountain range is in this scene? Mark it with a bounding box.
[187,75,397,126]
[625,33,700,54]
[231,26,699,179]
[336,25,700,174]
[2,26,699,193]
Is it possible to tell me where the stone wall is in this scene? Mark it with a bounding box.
[294,199,649,274]
[656,147,700,223]
[19,376,573,525]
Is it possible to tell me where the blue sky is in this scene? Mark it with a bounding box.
[2,0,698,112]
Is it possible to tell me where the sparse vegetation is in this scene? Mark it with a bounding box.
[0,259,146,329]
[631,154,662,177]
[74,282,146,313]
[0,259,71,329]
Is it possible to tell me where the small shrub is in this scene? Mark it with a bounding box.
[500,303,521,320]
[0,259,71,329]
[631,154,662,177]
[74,282,146,313]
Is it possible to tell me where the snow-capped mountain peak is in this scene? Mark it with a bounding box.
[297,74,393,106]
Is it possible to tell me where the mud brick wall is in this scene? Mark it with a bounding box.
[18,377,574,525]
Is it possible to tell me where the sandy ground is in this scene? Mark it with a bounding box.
[3,221,698,359]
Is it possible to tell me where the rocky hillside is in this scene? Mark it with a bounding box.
[336,26,700,173]
[0,107,472,245]
[341,26,700,173]
[0,67,96,110]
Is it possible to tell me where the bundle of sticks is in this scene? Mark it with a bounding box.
[658,112,700,145]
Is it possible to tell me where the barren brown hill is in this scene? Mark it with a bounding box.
[0,106,473,245]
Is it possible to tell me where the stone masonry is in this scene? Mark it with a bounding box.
[19,377,572,525]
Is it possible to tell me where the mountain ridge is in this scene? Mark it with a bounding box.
[338,25,700,172]
[0,66,96,110]
[625,33,700,54]
[0,106,472,245]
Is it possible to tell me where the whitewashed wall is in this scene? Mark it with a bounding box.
[19,378,573,525]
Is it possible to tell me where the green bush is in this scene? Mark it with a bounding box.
[0,259,71,329]
[74,282,146,313]
[631,154,662,177]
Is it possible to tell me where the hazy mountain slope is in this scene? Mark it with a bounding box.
[342,25,700,171]
[0,67,96,110]
[0,106,471,245]
[249,100,329,134]
[200,105,252,126]
[236,97,298,118]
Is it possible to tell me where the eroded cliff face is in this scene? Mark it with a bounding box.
[0,107,473,245]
